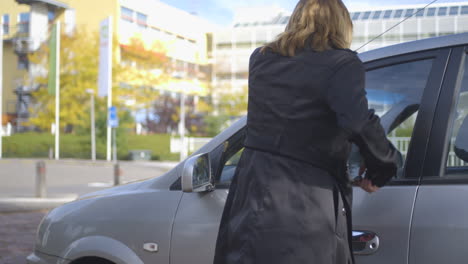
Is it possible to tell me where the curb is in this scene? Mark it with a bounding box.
[0,195,78,213]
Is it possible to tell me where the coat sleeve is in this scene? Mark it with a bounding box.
[325,55,399,187]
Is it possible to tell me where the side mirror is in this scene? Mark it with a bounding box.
[182,153,214,193]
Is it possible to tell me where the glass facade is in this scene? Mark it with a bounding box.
[213,3,468,95]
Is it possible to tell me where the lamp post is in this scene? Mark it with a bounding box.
[86,89,96,161]
[179,89,187,161]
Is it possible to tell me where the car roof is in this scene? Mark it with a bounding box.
[358,32,468,63]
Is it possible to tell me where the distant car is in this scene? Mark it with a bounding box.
[28,33,468,264]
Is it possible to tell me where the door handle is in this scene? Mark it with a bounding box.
[352,231,380,255]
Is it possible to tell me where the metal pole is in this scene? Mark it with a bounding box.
[90,92,96,161]
[35,161,46,198]
[113,127,119,186]
[180,92,186,161]
[179,61,188,161]
[55,22,61,160]
[0,25,3,159]
[112,127,117,162]
[113,162,120,186]
[106,17,113,161]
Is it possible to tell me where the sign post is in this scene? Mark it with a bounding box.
[108,106,118,163]
[98,17,113,161]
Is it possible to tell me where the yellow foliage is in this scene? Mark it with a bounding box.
[27,27,170,131]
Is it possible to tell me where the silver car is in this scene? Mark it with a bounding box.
[28,33,468,264]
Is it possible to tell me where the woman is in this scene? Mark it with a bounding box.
[213,0,399,263]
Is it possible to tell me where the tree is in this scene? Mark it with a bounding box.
[28,28,101,132]
[115,37,170,113]
[27,28,169,134]
[199,84,248,136]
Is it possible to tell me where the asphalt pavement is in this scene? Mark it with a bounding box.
[0,159,177,198]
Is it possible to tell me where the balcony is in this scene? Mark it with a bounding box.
[2,24,39,54]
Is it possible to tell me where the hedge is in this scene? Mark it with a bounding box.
[2,133,179,161]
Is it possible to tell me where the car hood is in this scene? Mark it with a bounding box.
[77,180,146,200]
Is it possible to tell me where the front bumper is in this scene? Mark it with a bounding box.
[27,251,69,264]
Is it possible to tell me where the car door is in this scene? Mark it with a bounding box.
[409,46,468,264]
[170,128,246,264]
[351,49,450,264]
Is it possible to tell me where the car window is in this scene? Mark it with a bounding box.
[218,148,244,185]
[445,55,468,173]
[348,59,434,180]
[217,60,435,185]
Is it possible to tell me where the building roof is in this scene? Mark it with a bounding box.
[233,13,290,28]
[350,2,468,21]
[358,32,468,63]
[16,0,69,9]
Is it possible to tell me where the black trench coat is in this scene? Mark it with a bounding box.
[213,47,399,264]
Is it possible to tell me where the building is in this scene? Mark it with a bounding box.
[350,2,468,52]
[212,2,468,98]
[1,0,214,131]
[213,7,290,97]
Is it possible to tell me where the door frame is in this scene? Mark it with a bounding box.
[363,48,451,184]
[421,46,468,183]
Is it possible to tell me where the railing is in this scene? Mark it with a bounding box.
[170,137,212,154]
[2,24,30,39]
[387,137,467,168]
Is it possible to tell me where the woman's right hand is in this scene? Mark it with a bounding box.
[358,178,380,193]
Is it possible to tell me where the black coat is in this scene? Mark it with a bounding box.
[214,47,399,264]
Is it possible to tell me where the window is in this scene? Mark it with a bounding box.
[136,12,147,28]
[372,11,382,19]
[427,7,436,16]
[362,11,371,20]
[416,8,425,17]
[405,9,414,17]
[18,12,30,34]
[215,130,246,187]
[438,7,447,16]
[352,12,361,20]
[449,6,459,16]
[48,10,55,21]
[219,148,244,185]
[462,6,468,15]
[394,9,404,18]
[2,14,9,35]
[121,7,134,22]
[348,59,435,179]
[446,56,468,171]
[383,10,393,19]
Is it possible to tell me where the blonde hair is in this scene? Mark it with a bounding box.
[262,0,353,56]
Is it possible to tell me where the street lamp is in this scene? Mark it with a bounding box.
[86,89,96,161]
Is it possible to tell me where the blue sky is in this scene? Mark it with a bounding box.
[159,0,464,25]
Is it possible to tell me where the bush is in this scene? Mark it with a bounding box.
[3,133,179,161]
[125,134,179,161]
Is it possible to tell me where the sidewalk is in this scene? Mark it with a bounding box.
[0,211,47,264]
